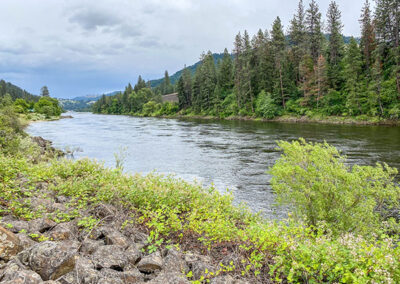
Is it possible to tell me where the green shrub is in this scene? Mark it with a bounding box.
[255,91,281,119]
[270,138,400,236]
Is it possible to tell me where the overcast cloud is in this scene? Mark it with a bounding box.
[0,0,367,98]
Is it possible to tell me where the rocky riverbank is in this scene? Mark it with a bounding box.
[0,185,247,284]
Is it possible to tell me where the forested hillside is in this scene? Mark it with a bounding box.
[0,80,39,102]
[93,0,400,123]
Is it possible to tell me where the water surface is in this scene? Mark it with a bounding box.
[27,112,400,218]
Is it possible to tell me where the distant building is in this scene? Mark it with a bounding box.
[162,93,179,103]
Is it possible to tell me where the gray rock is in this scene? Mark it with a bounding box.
[0,226,22,261]
[100,267,143,283]
[54,196,69,204]
[210,276,250,284]
[0,261,43,283]
[79,239,104,255]
[18,240,79,280]
[146,271,190,284]
[137,252,163,274]
[0,220,29,234]
[100,227,130,248]
[46,223,77,241]
[125,244,142,265]
[163,248,188,273]
[28,218,56,233]
[91,245,128,270]
[73,256,99,284]
[17,233,37,250]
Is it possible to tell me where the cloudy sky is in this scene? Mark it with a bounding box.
[0,0,367,98]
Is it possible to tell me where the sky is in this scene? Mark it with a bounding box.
[0,0,368,98]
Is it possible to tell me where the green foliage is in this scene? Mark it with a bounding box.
[34,97,62,118]
[255,91,281,119]
[270,138,400,236]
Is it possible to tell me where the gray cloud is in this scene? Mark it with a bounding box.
[0,0,368,98]
[68,8,121,30]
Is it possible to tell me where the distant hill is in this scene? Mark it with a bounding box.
[0,80,39,102]
[149,53,228,88]
[60,91,120,111]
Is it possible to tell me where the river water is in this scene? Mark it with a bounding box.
[27,112,400,218]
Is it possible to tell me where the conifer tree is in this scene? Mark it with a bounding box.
[271,17,287,108]
[359,0,376,73]
[306,0,323,64]
[326,1,344,88]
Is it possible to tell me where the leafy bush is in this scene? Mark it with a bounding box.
[34,97,62,118]
[255,91,281,119]
[270,138,400,236]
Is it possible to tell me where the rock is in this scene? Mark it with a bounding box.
[18,240,79,280]
[91,245,128,270]
[73,256,99,284]
[125,244,142,265]
[163,248,188,273]
[184,253,214,280]
[56,271,76,284]
[17,233,37,250]
[28,218,56,233]
[210,276,250,284]
[100,227,130,248]
[191,261,215,280]
[146,271,190,284]
[79,239,104,255]
[54,196,69,204]
[47,223,76,241]
[100,268,143,283]
[51,203,67,213]
[0,220,29,234]
[0,226,22,261]
[137,252,163,274]
[0,261,43,284]
[89,204,116,220]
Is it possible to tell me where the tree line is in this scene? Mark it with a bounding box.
[94,0,400,120]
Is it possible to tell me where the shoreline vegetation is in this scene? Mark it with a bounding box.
[1,98,400,282]
[93,0,400,128]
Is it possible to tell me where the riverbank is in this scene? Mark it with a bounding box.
[153,113,400,126]
[2,110,400,283]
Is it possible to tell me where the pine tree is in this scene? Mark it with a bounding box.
[271,17,287,108]
[134,76,146,93]
[344,38,364,115]
[234,32,244,109]
[359,0,376,73]
[40,86,50,97]
[217,48,233,97]
[177,66,192,109]
[306,0,324,64]
[326,1,344,88]
[289,0,307,85]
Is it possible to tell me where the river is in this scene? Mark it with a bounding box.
[27,112,400,218]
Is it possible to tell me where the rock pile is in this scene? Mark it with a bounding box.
[0,191,248,283]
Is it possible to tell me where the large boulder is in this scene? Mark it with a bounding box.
[146,271,190,284]
[163,248,188,273]
[0,226,22,261]
[18,240,79,280]
[91,245,128,270]
[137,252,163,274]
[100,268,143,283]
[0,261,43,284]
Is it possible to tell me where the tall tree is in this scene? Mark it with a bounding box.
[326,1,344,88]
[271,17,287,108]
[177,66,192,109]
[305,0,324,64]
[359,0,376,73]
[374,0,400,94]
[233,32,244,109]
[217,48,233,98]
[40,86,50,97]
[134,76,146,93]
[289,0,307,85]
